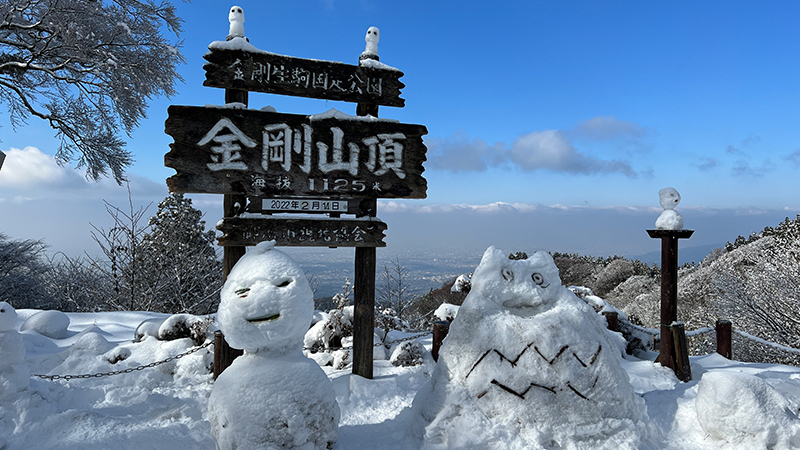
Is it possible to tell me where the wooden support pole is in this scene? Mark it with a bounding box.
[716,319,732,359]
[352,59,380,377]
[432,321,450,362]
[671,321,692,382]
[215,87,249,378]
[647,229,693,370]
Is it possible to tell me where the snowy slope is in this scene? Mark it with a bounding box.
[1,309,800,449]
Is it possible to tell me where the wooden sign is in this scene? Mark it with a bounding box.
[216,216,387,247]
[0,150,5,171]
[165,106,427,199]
[204,46,405,107]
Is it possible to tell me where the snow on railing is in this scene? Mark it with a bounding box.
[733,330,800,356]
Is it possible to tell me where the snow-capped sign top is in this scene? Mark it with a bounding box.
[203,45,405,107]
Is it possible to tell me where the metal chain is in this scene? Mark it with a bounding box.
[33,340,214,381]
[304,330,432,352]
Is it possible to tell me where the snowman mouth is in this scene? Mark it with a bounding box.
[247,313,280,324]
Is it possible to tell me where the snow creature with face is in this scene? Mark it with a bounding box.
[656,187,684,230]
[228,5,244,38]
[413,247,651,449]
[208,241,339,450]
[364,26,380,56]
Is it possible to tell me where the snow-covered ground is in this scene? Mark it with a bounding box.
[2,308,800,449]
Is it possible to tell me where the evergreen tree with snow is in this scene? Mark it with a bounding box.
[136,193,222,314]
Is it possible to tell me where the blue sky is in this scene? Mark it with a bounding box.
[1,1,799,261]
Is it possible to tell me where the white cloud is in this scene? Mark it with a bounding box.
[0,146,82,188]
[509,130,637,177]
[425,131,506,172]
[572,116,647,141]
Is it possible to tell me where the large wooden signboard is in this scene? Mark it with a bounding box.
[217,216,387,247]
[165,106,427,199]
[204,46,405,107]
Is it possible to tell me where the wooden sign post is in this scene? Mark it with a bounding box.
[165,32,427,380]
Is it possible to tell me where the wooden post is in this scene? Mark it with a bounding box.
[352,52,380,379]
[716,319,732,359]
[670,321,692,382]
[602,311,620,332]
[215,87,249,378]
[213,331,243,380]
[647,229,693,370]
[432,321,450,362]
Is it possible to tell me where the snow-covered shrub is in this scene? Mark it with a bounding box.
[389,340,424,367]
[433,303,459,323]
[451,273,471,294]
[156,314,213,346]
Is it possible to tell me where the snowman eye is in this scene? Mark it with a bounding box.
[0,309,4,313]
[275,279,292,288]
[501,268,514,281]
[532,273,544,285]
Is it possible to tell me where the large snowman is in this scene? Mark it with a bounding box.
[208,241,339,450]
[413,247,651,450]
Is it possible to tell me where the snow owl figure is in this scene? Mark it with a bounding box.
[228,5,244,38]
[413,247,650,449]
[656,187,684,230]
[209,241,339,450]
[364,26,380,56]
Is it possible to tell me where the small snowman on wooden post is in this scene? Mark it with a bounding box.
[655,187,684,230]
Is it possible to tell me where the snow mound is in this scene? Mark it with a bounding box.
[20,310,70,339]
[696,371,800,447]
[433,303,459,322]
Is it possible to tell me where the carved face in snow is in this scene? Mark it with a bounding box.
[0,301,16,332]
[468,247,562,315]
[217,241,313,352]
[659,187,681,210]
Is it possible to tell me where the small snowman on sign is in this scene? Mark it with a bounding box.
[655,187,684,230]
[227,5,245,40]
[363,26,380,57]
[208,241,339,450]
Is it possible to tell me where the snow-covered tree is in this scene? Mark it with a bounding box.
[0,232,50,308]
[377,256,414,321]
[136,193,222,314]
[0,0,185,182]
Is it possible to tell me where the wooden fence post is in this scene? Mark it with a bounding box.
[213,331,244,380]
[716,319,732,359]
[602,311,620,332]
[670,322,692,382]
[432,321,450,362]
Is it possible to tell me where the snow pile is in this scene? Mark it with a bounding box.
[695,371,800,448]
[210,241,339,450]
[20,310,70,339]
[413,247,651,449]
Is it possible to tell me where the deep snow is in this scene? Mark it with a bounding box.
[2,307,800,449]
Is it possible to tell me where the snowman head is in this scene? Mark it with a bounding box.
[0,301,17,332]
[659,187,681,211]
[467,247,562,315]
[229,5,244,24]
[365,26,380,44]
[217,241,313,353]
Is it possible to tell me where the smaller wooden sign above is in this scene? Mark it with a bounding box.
[203,44,405,107]
[217,216,387,247]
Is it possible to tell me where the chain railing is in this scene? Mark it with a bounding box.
[33,340,214,381]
